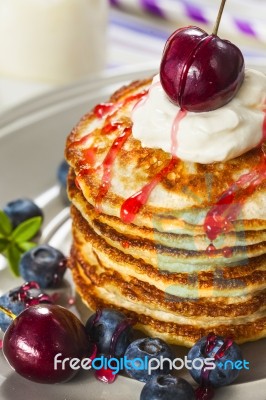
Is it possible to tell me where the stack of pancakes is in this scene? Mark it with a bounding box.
[65,79,266,347]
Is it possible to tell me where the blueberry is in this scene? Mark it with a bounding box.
[19,245,67,289]
[187,334,243,388]
[0,289,25,332]
[140,374,195,400]
[124,337,174,382]
[57,160,70,205]
[57,160,69,188]
[85,309,133,358]
[4,198,43,229]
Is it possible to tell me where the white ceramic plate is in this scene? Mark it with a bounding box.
[0,66,265,400]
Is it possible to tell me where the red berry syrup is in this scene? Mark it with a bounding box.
[120,157,178,224]
[204,332,218,355]
[206,243,216,257]
[109,319,133,356]
[196,333,234,399]
[95,365,117,384]
[206,243,233,258]
[93,103,115,119]
[204,151,266,242]
[95,127,132,212]
[195,386,215,400]
[214,337,234,360]
[203,106,266,256]
[76,90,148,205]
[25,293,52,307]
[120,109,187,224]
[95,311,134,384]
[18,281,40,301]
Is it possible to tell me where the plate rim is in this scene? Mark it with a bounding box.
[0,62,159,130]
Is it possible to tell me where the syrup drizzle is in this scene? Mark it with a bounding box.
[120,157,177,224]
[95,317,133,383]
[74,145,98,189]
[109,318,133,356]
[90,309,102,329]
[93,92,147,123]
[222,246,233,258]
[206,243,216,257]
[120,109,187,224]
[92,309,134,384]
[95,365,116,384]
[9,282,52,308]
[16,281,40,301]
[93,103,115,118]
[204,332,217,354]
[102,122,123,135]
[95,127,132,212]
[196,333,234,400]
[73,90,148,196]
[206,243,233,258]
[125,91,148,105]
[171,109,187,154]
[69,131,93,150]
[204,106,266,244]
[70,103,116,150]
[25,293,52,307]
[214,337,234,360]
[93,91,149,211]
[204,151,266,242]
[82,146,98,166]
[132,82,159,112]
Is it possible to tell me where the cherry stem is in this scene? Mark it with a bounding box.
[0,305,16,320]
[212,0,227,36]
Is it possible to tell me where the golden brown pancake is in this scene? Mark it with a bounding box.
[65,78,266,347]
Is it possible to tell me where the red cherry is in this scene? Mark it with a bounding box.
[160,26,245,112]
[3,304,89,383]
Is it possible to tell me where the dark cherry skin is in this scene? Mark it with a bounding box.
[3,304,89,384]
[160,26,245,112]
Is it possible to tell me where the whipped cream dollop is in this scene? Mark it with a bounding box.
[132,69,266,164]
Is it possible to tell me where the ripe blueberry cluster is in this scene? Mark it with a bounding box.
[1,304,243,398]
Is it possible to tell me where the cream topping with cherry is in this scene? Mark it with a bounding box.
[132,69,266,164]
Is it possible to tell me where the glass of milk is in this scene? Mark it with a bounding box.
[0,0,108,84]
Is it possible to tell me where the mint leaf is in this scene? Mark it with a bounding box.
[17,241,36,252]
[7,244,21,276]
[11,216,42,242]
[0,210,12,236]
[0,238,9,252]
